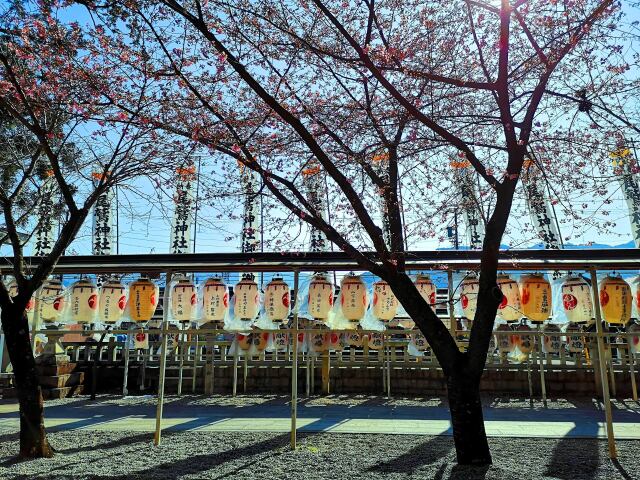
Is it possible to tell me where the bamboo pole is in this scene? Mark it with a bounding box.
[589,268,617,459]
[290,269,300,450]
[177,322,186,396]
[154,270,173,446]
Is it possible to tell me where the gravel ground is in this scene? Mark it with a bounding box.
[0,430,638,479]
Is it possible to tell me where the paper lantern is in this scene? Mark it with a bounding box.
[561,275,593,324]
[37,279,65,324]
[542,324,563,354]
[565,323,585,353]
[69,279,99,323]
[251,332,270,352]
[202,277,228,323]
[307,274,333,320]
[372,279,398,321]
[346,331,362,347]
[272,331,289,351]
[628,322,640,356]
[497,274,521,322]
[237,333,251,351]
[297,332,306,351]
[99,279,127,324]
[128,277,159,322]
[310,331,328,353]
[460,274,479,321]
[170,277,197,323]
[415,274,436,308]
[367,332,383,350]
[264,277,290,322]
[634,277,640,312]
[398,318,415,329]
[234,277,260,320]
[326,331,343,351]
[6,279,35,325]
[495,324,517,353]
[411,332,428,351]
[599,275,632,326]
[340,275,367,321]
[515,324,534,355]
[520,273,552,323]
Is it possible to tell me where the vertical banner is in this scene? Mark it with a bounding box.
[302,162,329,252]
[92,186,115,256]
[522,160,561,249]
[610,146,640,248]
[372,151,392,247]
[32,170,57,257]
[240,165,261,280]
[170,165,196,254]
[451,158,485,250]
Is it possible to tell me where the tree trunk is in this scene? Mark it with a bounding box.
[447,372,491,465]
[0,305,53,458]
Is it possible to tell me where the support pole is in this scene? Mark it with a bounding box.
[192,333,198,393]
[232,346,239,397]
[537,326,547,405]
[154,270,173,447]
[386,333,392,398]
[589,268,617,459]
[177,322,186,396]
[290,269,300,450]
[628,336,638,401]
[243,353,248,393]
[321,351,330,395]
[122,324,131,397]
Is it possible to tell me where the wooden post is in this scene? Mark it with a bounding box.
[122,324,131,397]
[192,333,198,393]
[321,352,330,394]
[243,353,248,393]
[628,333,638,401]
[154,270,173,446]
[290,269,300,450]
[537,326,547,405]
[589,268,617,459]
[177,322,186,396]
[232,347,239,397]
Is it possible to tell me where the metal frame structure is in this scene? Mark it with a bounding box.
[2,248,639,458]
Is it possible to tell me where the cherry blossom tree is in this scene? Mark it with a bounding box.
[0,3,176,457]
[74,0,636,465]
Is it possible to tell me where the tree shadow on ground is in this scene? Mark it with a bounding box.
[79,431,298,480]
[368,435,454,474]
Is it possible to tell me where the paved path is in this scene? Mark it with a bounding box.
[1,396,639,439]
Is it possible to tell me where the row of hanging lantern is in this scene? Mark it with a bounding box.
[5,271,639,341]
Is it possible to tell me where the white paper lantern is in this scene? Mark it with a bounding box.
[69,279,99,323]
[497,274,521,322]
[128,277,159,322]
[495,324,517,353]
[264,277,290,322]
[272,331,289,351]
[234,277,260,320]
[515,324,534,355]
[6,279,35,325]
[460,274,479,321]
[520,273,552,323]
[99,279,127,324]
[565,323,586,353]
[561,275,593,324]
[411,332,428,351]
[346,331,362,346]
[367,332,384,350]
[310,331,328,353]
[237,333,251,351]
[415,274,436,308]
[170,277,197,323]
[326,331,343,351]
[307,274,334,320]
[202,277,228,323]
[37,279,66,324]
[340,275,367,322]
[628,322,640,356]
[599,275,632,326]
[372,279,398,321]
[542,324,563,354]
